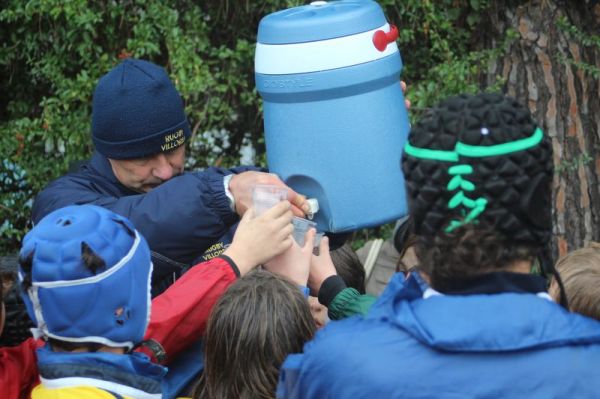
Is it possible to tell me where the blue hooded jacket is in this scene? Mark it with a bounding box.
[278,273,600,399]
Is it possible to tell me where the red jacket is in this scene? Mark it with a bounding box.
[0,337,43,399]
[0,256,238,399]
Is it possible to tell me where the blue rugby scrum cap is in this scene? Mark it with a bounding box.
[18,205,152,350]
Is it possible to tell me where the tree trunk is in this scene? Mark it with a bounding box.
[481,0,600,260]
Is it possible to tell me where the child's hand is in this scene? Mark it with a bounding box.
[223,201,294,275]
[264,228,316,286]
[308,236,337,295]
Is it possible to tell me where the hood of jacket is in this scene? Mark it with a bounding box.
[368,272,600,353]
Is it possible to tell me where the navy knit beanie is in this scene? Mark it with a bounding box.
[91,59,191,159]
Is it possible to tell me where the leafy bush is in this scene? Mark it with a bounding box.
[1,0,500,255]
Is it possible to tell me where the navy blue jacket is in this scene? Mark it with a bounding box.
[32,152,252,290]
[278,272,600,398]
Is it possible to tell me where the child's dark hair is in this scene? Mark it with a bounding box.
[416,222,537,292]
[81,241,107,275]
[330,243,366,294]
[1,255,33,345]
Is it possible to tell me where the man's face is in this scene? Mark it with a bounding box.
[109,145,186,193]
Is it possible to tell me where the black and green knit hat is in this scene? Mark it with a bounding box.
[401,93,553,246]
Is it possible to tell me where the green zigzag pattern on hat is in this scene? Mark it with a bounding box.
[404,127,544,231]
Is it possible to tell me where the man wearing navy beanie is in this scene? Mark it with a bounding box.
[32,59,309,295]
[92,59,192,169]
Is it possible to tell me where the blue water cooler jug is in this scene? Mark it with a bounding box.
[255,0,410,232]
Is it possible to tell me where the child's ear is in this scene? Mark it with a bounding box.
[547,277,560,303]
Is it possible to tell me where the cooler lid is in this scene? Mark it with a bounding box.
[257,0,386,45]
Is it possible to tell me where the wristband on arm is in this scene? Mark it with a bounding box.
[299,285,311,298]
[317,275,347,307]
[137,339,167,364]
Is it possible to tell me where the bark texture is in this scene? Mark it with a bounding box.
[481,0,600,260]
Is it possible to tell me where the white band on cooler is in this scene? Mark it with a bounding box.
[255,23,398,75]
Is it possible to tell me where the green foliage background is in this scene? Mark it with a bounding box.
[0,0,509,254]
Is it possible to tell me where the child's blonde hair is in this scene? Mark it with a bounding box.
[554,242,600,320]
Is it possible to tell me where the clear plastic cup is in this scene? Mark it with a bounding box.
[252,185,288,216]
[292,216,317,246]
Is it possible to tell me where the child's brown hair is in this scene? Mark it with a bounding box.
[197,270,316,399]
